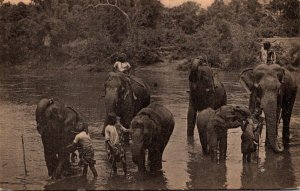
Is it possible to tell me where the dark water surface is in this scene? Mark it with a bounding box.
[0,63,299,190]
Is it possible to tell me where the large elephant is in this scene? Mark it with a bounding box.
[130,103,174,172]
[36,98,87,179]
[103,72,151,140]
[240,64,298,152]
[187,60,227,136]
[196,105,251,162]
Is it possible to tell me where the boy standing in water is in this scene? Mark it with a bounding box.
[67,126,98,178]
[105,112,129,175]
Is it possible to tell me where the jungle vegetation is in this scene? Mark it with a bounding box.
[0,0,299,70]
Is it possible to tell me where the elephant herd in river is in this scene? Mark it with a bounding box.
[35,62,298,179]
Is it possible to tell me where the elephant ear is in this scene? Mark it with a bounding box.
[233,105,251,118]
[273,66,285,84]
[239,68,254,94]
[189,62,199,82]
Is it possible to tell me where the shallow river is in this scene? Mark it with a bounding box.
[0,63,300,190]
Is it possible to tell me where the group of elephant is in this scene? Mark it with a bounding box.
[35,62,298,179]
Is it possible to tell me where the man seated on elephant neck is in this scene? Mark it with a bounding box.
[113,53,131,74]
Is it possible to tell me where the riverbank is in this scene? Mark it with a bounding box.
[3,37,299,75]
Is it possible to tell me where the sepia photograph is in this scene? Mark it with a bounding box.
[0,0,299,190]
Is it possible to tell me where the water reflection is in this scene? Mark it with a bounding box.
[44,176,97,190]
[241,150,296,189]
[0,66,299,190]
[103,171,168,190]
[186,137,227,189]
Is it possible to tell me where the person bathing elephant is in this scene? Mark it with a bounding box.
[240,64,298,152]
[130,103,174,172]
[196,105,251,162]
[187,56,227,136]
[36,98,88,179]
[103,72,151,142]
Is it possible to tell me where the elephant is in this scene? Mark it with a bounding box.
[187,59,227,136]
[240,64,298,152]
[196,105,251,162]
[130,103,174,172]
[103,72,151,141]
[36,98,87,179]
[241,117,261,163]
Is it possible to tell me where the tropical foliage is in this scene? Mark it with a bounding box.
[0,0,299,70]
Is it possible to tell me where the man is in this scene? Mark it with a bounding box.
[260,41,276,65]
[104,112,129,175]
[113,53,131,74]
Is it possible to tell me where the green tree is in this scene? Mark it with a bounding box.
[282,0,300,36]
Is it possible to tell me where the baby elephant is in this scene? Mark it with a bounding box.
[197,105,251,162]
[241,116,263,163]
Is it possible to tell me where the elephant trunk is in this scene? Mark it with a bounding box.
[131,143,146,172]
[104,89,121,125]
[261,93,284,153]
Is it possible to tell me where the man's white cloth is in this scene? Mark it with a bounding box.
[114,61,131,72]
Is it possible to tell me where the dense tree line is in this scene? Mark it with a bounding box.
[0,0,299,69]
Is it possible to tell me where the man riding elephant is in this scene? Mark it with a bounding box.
[102,72,151,142]
[187,56,227,136]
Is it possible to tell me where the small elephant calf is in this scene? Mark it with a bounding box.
[241,116,263,163]
[197,105,251,162]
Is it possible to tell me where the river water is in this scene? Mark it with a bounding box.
[0,63,299,190]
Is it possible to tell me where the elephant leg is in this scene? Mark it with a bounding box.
[44,150,58,177]
[219,131,227,162]
[210,145,218,162]
[187,102,197,136]
[148,147,163,172]
[121,156,127,175]
[82,165,88,177]
[243,154,247,163]
[282,91,297,147]
[54,152,69,179]
[199,128,209,155]
[122,117,131,144]
[42,136,58,177]
[265,129,270,148]
[208,126,218,162]
[247,153,252,163]
[112,160,117,174]
[249,92,257,114]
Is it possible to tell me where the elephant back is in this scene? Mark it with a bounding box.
[197,108,216,128]
[126,75,151,109]
[137,103,174,137]
[105,72,151,109]
[213,80,227,109]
